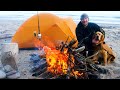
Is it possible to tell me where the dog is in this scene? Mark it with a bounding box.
[91,31,116,66]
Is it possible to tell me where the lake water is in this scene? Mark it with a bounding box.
[0,11,120,42]
[0,11,120,24]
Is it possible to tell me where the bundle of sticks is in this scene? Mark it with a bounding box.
[30,38,108,79]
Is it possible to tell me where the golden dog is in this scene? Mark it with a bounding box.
[92,31,116,66]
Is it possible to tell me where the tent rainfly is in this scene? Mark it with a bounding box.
[12,13,77,49]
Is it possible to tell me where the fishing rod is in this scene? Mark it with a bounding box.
[34,11,41,40]
[37,11,40,34]
[37,11,41,40]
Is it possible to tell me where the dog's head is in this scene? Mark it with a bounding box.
[92,31,105,45]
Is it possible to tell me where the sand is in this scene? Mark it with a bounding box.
[0,20,120,79]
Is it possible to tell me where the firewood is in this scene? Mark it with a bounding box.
[29,38,108,79]
[38,70,50,78]
[32,67,47,77]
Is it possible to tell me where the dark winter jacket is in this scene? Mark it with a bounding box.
[75,21,105,49]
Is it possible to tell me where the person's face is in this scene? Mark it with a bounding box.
[81,18,89,27]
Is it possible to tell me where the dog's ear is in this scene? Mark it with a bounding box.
[100,34,105,42]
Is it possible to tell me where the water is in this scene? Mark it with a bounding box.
[0,11,120,24]
[0,11,120,41]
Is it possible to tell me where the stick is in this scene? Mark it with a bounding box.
[60,36,69,52]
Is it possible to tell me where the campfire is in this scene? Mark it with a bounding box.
[29,36,108,79]
[44,46,68,75]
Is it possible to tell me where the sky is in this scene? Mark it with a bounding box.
[0,11,120,17]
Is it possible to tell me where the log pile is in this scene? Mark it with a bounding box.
[29,39,108,79]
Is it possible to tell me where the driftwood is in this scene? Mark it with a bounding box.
[32,67,47,77]
[30,38,108,79]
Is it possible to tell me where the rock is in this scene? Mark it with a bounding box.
[0,70,6,79]
[1,43,19,71]
[4,65,14,73]
[6,70,18,76]
[1,43,19,59]
[3,65,20,79]
[7,72,20,79]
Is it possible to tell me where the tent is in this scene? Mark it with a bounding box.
[11,13,78,49]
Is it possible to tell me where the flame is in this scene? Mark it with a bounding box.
[44,46,69,75]
[33,36,83,78]
[33,36,69,75]
[34,38,45,50]
[72,71,83,79]
[34,35,56,50]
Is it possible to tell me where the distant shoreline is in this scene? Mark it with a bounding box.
[97,23,120,29]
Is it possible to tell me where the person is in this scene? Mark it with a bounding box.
[75,13,105,56]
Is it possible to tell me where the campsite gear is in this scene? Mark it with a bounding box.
[33,11,41,40]
[12,13,77,49]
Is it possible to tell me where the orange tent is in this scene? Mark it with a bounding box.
[11,13,77,49]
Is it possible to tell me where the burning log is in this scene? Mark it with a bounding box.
[60,38,108,79]
[38,71,54,79]
[29,54,48,77]
[30,59,47,73]
[29,37,108,79]
[32,67,47,77]
[72,46,85,54]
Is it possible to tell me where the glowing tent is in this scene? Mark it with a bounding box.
[11,13,77,49]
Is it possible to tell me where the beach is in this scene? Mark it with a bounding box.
[0,19,120,79]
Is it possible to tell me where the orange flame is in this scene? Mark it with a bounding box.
[71,70,84,79]
[44,46,69,75]
[34,38,45,50]
[34,35,56,50]
[33,36,69,75]
[33,36,83,78]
